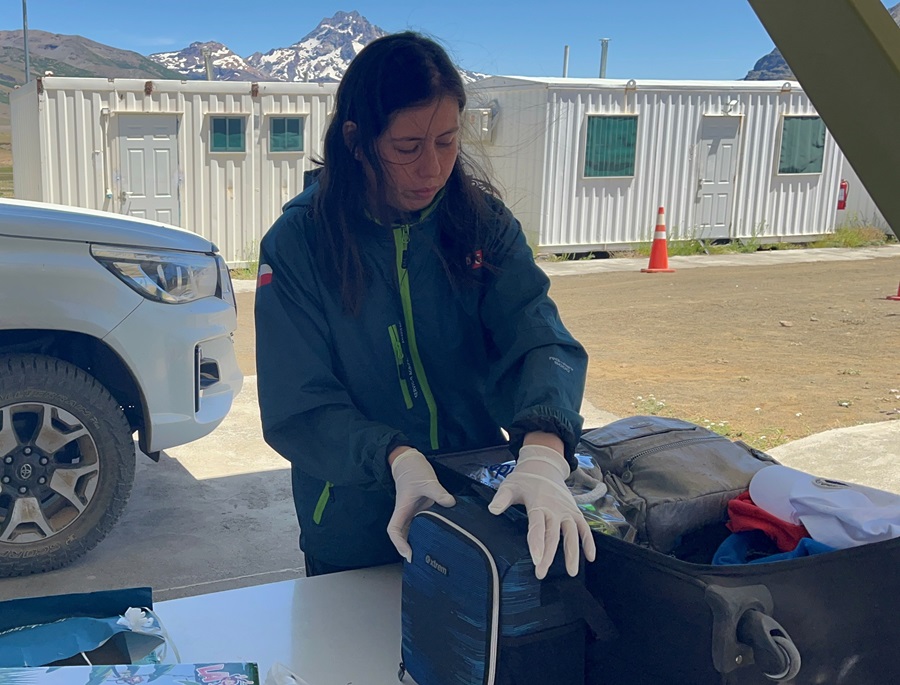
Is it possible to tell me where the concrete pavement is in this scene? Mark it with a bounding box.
[0,245,897,603]
[536,243,900,276]
[0,378,305,602]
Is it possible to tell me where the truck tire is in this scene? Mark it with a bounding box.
[0,354,136,576]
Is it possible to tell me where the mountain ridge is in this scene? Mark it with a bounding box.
[242,10,385,82]
[148,41,268,82]
[0,28,187,127]
[150,11,486,84]
[2,5,899,125]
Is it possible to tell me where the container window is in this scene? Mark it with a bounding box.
[778,116,825,174]
[211,116,245,153]
[584,115,638,178]
[270,117,305,152]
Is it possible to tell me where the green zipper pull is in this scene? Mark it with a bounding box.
[400,224,410,270]
[313,481,333,525]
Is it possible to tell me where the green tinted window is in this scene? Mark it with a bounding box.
[584,115,638,177]
[778,116,825,174]
[270,117,304,152]
[210,117,245,153]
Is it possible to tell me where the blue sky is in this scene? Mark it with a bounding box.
[1,1,896,80]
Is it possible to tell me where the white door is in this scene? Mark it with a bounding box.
[695,116,740,239]
[117,115,180,224]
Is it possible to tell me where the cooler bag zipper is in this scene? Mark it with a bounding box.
[400,510,501,685]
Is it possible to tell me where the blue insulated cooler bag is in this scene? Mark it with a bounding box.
[399,493,615,685]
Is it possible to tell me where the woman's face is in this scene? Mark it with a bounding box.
[372,97,460,213]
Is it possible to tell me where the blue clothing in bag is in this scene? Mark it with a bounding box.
[713,530,835,566]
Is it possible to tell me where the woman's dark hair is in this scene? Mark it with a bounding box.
[313,31,500,313]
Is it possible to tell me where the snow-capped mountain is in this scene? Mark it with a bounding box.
[150,41,267,81]
[147,11,488,84]
[459,68,491,84]
[246,10,384,82]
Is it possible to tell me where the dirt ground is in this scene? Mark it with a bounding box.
[233,254,900,450]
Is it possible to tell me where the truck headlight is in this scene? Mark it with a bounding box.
[91,245,219,304]
[215,254,237,311]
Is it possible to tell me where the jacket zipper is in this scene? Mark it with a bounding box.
[388,324,414,409]
[619,435,723,483]
[393,223,439,450]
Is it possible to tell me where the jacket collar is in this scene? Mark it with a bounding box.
[365,188,446,228]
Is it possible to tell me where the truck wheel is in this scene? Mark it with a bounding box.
[0,354,136,576]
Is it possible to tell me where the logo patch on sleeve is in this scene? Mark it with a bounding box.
[466,249,484,270]
[257,263,273,287]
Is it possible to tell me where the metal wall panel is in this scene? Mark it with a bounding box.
[11,77,335,264]
[13,75,862,261]
[38,85,110,211]
[467,83,547,248]
[837,157,890,232]
[9,85,42,201]
[470,77,848,252]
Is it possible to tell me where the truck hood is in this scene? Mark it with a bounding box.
[0,199,216,253]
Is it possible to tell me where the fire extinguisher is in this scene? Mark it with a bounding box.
[837,179,849,210]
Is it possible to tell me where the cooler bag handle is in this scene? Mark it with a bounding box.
[470,481,619,642]
[546,579,619,642]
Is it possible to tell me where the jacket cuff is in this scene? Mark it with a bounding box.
[373,431,412,490]
[508,407,582,472]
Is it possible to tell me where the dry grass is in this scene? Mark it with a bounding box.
[0,131,11,169]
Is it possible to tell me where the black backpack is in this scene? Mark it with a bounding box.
[579,416,777,554]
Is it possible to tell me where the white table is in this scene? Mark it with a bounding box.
[155,564,415,685]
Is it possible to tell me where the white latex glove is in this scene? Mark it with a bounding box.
[387,448,456,562]
[489,444,597,579]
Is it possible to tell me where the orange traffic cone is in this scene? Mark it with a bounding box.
[641,206,675,273]
[887,281,900,301]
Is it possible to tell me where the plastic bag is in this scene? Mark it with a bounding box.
[264,662,312,685]
[0,588,167,667]
[465,452,637,541]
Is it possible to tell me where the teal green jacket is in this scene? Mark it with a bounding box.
[255,184,588,567]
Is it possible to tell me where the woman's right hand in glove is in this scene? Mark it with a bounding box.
[387,448,456,562]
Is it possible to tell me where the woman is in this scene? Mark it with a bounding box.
[255,31,595,579]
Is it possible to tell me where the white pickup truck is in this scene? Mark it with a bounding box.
[0,199,243,576]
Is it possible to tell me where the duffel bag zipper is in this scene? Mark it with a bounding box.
[619,435,723,483]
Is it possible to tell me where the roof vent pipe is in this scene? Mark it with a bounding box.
[201,47,214,81]
[599,38,610,78]
[22,0,31,83]
[563,45,570,77]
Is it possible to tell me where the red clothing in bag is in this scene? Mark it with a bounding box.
[727,490,809,552]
